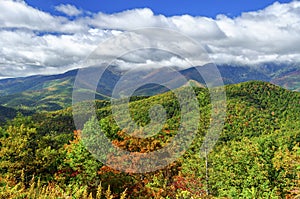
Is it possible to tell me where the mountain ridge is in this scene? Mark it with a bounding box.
[0,64,298,112]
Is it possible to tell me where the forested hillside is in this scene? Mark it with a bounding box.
[0,81,299,198]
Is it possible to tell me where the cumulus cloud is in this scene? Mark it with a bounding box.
[55,4,82,16]
[89,8,226,40]
[0,0,300,78]
[0,0,86,33]
[212,1,300,64]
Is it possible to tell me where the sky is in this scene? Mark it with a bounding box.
[0,0,299,78]
[26,0,292,17]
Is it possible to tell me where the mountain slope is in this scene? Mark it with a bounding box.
[0,105,33,124]
[92,80,300,140]
[0,70,78,96]
[271,69,300,92]
[0,68,117,111]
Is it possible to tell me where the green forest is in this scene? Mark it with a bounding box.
[0,81,299,198]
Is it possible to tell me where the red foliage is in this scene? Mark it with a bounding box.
[172,175,206,196]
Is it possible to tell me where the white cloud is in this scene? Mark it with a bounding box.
[210,1,300,65]
[88,8,226,40]
[90,8,162,29]
[0,0,86,33]
[0,0,300,78]
[55,4,82,17]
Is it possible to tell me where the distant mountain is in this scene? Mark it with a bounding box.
[0,71,77,112]
[181,64,271,85]
[0,63,298,112]
[0,67,119,112]
[271,69,300,92]
[256,62,300,91]
[0,70,78,96]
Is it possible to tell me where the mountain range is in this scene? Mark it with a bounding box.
[0,63,299,118]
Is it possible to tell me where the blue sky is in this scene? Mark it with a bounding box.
[27,0,292,17]
[0,0,299,78]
